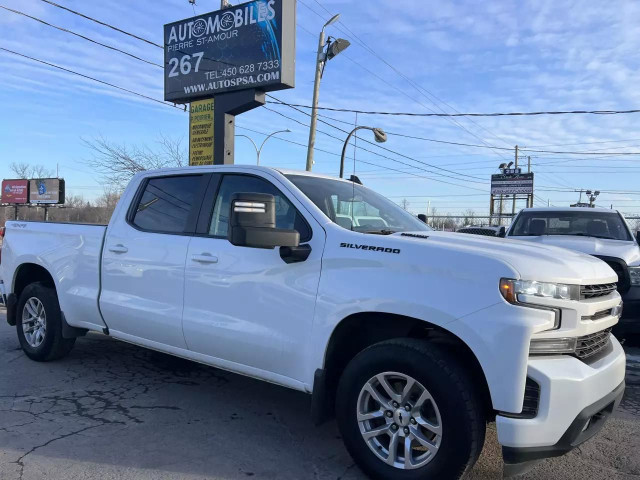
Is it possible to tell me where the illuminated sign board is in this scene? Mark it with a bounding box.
[164,0,295,103]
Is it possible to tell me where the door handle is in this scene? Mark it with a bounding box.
[192,253,218,264]
[108,244,128,254]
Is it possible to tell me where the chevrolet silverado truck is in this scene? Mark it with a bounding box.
[506,207,640,337]
[0,166,626,479]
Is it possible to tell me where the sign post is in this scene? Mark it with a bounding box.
[164,0,296,166]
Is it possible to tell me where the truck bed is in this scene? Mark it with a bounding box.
[1,220,108,332]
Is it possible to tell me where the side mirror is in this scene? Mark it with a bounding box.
[417,214,427,223]
[228,193,299,249]
[636,231,640,246]
[498,226,506,238]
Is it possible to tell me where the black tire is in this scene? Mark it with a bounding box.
[16,282,75,361]
[336,338,486,480]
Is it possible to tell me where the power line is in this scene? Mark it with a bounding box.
[239,117,489,191]
[40,0,164,48]
[0,47,182,110]
[266,95,490,183]
[525,138,640,148]
[27,0,504,176]
[521,147,640,155]
[265,100,640,118]
[0,5,163,68]
[298,1,512,160]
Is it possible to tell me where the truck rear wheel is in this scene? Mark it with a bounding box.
[16,282,75,361]
[336,338,485,480]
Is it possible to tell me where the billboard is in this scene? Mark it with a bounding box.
[29,178,65,204]
[164,0,296,103]
[491,172,534,195]
[189,98,215,165]
[1,179,29,204]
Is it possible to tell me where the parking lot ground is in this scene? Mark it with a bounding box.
[1,310,639,480]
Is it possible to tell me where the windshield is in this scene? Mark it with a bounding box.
[286,175,432,233]
[509,210,632,241]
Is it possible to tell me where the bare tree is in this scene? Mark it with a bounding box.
[9,162,54,179]
[82,135,186,189]
[400,198,410,211]
[462,209,476,226]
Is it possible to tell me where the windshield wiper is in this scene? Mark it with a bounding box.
[362,229,397,235]
[570,233,618,240]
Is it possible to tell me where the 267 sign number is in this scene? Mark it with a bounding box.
[168,52,204,77]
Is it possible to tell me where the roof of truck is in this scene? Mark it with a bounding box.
[519,207,620,214]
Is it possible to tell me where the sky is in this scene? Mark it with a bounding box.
[2,0,640,217]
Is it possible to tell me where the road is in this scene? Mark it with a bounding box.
[0,310,639,480]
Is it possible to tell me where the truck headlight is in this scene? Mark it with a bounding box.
[629,266,640,286]
[500,278,580,304]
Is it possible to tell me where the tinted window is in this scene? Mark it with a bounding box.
[132,175,202,233]
[209,174,311,241]
[510,211,632,241]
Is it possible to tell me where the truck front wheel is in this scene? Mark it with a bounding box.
[16,282,75,362]
[336,338,485,480]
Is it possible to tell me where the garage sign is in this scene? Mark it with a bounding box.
[189,98,215,165]
[164,0,296,103]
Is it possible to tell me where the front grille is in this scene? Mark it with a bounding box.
[575,328,611,360]
[580,283,617,299]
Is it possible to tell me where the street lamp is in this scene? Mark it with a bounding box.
[340,126,387,178]
[305,14,351,172]
[237,129,290,165]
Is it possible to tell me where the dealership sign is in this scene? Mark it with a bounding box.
[1,179,29,204]
[491,172,534,195]
[164,0,295,103]
[29,178,65,204]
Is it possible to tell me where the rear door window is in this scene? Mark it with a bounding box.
[131,175,203,234]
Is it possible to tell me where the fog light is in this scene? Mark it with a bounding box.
[529,337,577,355]
[611,303,623,318]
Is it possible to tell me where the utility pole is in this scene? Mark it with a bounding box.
[306,31,327,171]
[527,156,532,207]
[512,145,518,216]
[305,14,347,171]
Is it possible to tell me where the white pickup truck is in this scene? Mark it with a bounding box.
[0,166,626,479]
[506,207,640,337]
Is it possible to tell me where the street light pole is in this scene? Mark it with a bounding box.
[306,14,343,172]
[340,126,387,178]
[237,129,290,165]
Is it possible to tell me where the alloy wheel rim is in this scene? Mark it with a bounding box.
[357,371,442,470]
[22,297,47,348]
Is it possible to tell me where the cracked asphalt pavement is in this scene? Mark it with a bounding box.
[0,310,639,480]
